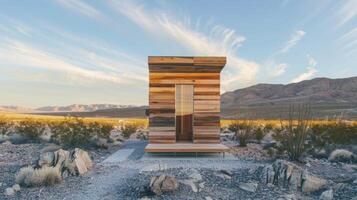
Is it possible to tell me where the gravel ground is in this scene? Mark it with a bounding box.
[1,140,357,200]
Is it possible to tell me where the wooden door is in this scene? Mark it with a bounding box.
[175,85,193,142]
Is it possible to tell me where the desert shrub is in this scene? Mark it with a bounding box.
[16,166,61,187]
[15,118,46,142]
[310,121,357,148]
[0,116,13,135]
[228,120,254,147]
[120,121,140,139]
[273,104,312,161]
[50,117,92,148]
[136,132,148,140]
[254,126,265,142]
[328,149,355,163]
[263,123,274,133]
[15,166,35,185]
[88,122,113,139]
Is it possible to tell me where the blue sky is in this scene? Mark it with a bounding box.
[0,0,356,107]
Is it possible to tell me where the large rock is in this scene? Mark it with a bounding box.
[71,148,92,175]
[301,171,327,193]
[261,160,327,193]
[150,175,179,195]
[328,149,355,163]
[38,148,92,177]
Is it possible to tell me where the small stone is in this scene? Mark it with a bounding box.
[180,179,198,193]
[353,180,357,185]
[5,187,15,196]
[199,182,205,190]
[3,140,12,145]
[306,163,311,167]
[139,197,151,200]
[284,194,297,200]
[205,197,213,200]
[189,171,202,182]
[239,182,258,193]
[12,184,20,192]
[220,169,233,176]
[214,172,231,180]
[319,189,333,200]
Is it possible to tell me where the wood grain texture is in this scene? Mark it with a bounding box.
[148,56,225,144]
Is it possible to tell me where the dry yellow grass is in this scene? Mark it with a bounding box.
[220,119,357,128]
[0,112,148,127]
[1,112,356,128]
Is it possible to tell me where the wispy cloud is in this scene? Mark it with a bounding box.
[109,0,259,91]
[279,30,306,53]
[0,19,147,86]
[335,0,357,26]
[0,40,127,84]
[338,27,357,56]
[291,55,317,83]
[54,0,103,21]
[271,63,288,77]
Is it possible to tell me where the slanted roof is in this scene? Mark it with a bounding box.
[148,56,226,73]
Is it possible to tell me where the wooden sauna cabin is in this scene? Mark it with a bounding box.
[144,56,229,154]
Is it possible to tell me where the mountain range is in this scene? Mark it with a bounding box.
[0,104,136,113]
[1,76,357,119]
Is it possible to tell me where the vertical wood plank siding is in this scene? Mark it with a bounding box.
[148,56,226,144]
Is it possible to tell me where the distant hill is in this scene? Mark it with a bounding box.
[0,106,35,113]
[221,76,357,119]
[36,104,136,112]
[2,76,357,119]
[35,106,148,118]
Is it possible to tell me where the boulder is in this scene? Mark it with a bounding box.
[328,149,355,163]
[5,187,15,196]
[239,182,258,193]
[71,148,92,175]
[261,159,327,193]
[319,189,333,200]
[301,171,327,193]
[150,175,179,195]
[38,148,92,177]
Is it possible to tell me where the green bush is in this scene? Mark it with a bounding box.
[0,117,13,135]
[50,117,115,148]
[310,121,357,148]
[50,117,92,148]
[88,122,113,139]
[16,119,46,142]
[228,120,254,147]
[254,126,265,142]
[120,122,139,139]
